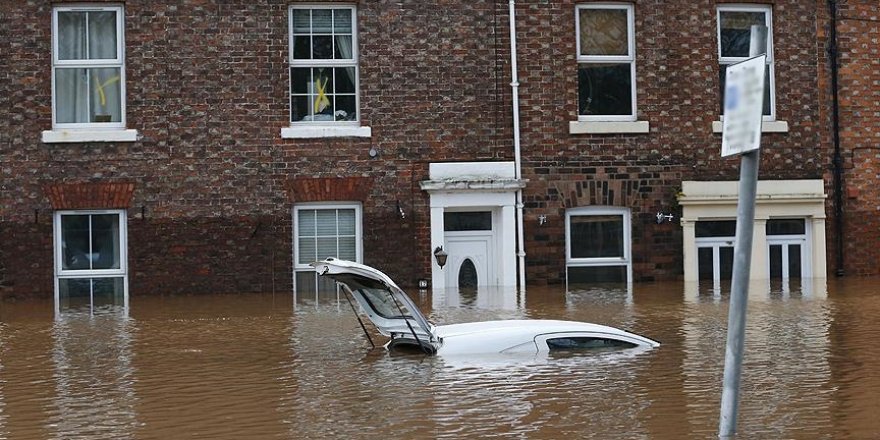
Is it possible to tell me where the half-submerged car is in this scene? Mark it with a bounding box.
[312,258,660,356]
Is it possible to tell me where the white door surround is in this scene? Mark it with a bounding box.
[420,162,526,289]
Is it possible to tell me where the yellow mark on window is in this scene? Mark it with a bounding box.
[314,77,331,114]
[93,74,120,107]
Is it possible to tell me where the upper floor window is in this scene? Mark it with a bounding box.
[52,6,125,129]
[576,4,636,121]
[289,6,359,125]
[717,5,774,120]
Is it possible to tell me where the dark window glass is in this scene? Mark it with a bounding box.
[578,63,632,116]
[720,246,734,280]
[698,247,714,280]
[568,266,627,285]
[458,259,478,288]
[444,212,492,231]
[769,244,782,278]
[788,245,802,278]
[570,215,623,258]
[695,220,736,238]
[719,11,767,58]
[547,337,637,351]
[767,219,805,235]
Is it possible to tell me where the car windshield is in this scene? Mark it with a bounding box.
[357,287,413,319]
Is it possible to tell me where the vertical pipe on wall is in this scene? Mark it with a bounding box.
[828,0,845,276]
[508,0,527,289]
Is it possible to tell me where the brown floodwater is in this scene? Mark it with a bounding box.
[1,277,879,439]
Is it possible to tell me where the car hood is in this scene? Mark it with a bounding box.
[311,258,437,342]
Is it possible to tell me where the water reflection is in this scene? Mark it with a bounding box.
[1,280,880,438]
[48,306,137,440]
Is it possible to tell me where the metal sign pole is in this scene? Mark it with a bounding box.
[718,25,768,439]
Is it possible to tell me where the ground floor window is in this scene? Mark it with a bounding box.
[767,218,809,279]
[53,210,128,314]
[293,203,362,298]
[696,220,736,282]
[565,207,632,286]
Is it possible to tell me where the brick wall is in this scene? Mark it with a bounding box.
[0,1,830,299]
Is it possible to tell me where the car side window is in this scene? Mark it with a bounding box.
[546,337,637,351]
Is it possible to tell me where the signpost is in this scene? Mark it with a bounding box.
[718,25,767,439]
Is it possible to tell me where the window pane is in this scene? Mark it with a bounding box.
[291,67,311,94]
[92,277,125,308]
[313,35,333,59]
[292,9,311,33]
[291,95,310,122]
[788,245,802,278]
[88,11,118,60]
[578,63,632,116]
[767,219,806,235]
[579,8,629,56]
[91,214,120,270]
[298,209,316,235]
[720,65,771,116]
[61,215,91,270]
[58,11,88,60]
[298,237,317,265]
[445,212,492,231]
[769,244,782,278]
[295,271,317,297]
[696,221,737,238]
[720,246,734,280]
[338,237,356,261]
[719,11,767,58]
[59,278,92,310]
[698,247,714,280]
[570,215,623,258]
[335,96,356,121]
[315,210,337,235]
[334,35,353,59]
[312,9,332,33]
[547,337,636,351]
[567,266,627,284]
[55,68,90,123]
[337,209,356,235]
[292,35,312,59]
[89,67,122,122]
[335,67,355,93]
[334,9,352,33]
[316,237,337,260]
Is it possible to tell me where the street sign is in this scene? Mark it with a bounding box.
[721,54,767,157]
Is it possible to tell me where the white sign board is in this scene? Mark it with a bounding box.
[721,55,766,157]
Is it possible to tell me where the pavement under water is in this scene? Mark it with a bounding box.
[0,277,878,439]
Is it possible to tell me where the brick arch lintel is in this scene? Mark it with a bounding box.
[285,176,374,203]
[43,181,136,210]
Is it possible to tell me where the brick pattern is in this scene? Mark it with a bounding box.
[43,182,135,210]
[0,1,835,299]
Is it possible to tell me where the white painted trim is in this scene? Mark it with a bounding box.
[712,120,789,133]
[42,129,140,143]
[569,120,650,134]
[564,206,633,285]
[281,126,371,139]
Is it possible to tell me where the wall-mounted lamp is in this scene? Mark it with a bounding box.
[433,246,448,269]
[655,212,675,224]
[396,200,406,219]
[538,214,547,226]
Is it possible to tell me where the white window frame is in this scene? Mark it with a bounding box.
[51,5,127,131]
[287,5,362,129]
[717,4,776,121]
[565,206,633,284]
[575,3,637,122]
[53,209,129,315]
[292,202,363,291]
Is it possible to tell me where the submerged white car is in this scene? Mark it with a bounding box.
[312,258,660,356]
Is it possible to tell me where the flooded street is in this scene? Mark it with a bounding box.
[1,278,879,439]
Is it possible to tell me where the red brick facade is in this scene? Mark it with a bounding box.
[0,0,861,299]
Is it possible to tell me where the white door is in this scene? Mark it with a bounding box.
[445,233,493,288]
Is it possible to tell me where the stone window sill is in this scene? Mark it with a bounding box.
[42,129,140,143]
[281,126,372,139]
[712,120,789,133]
[569,120,650,134]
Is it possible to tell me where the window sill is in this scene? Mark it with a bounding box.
[42,129,140,143]
[712,120,789,133]
[569,120,650,134]
[281,126,372,139]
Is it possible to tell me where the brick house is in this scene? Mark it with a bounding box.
[0,1,854,311]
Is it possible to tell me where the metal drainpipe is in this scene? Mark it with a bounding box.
[508,0,527,289]
[829,0,845,276]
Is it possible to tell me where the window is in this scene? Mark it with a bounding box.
[576,4,636,121]
[546,337,637,351]
[767,218,809,280]
[54,210,128,314]
[293,204,362,295]
[52,6,125,128]
[695,220,736,283]
[289,6,359,125]
[717,5,774,120]
[566,207,632,285]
